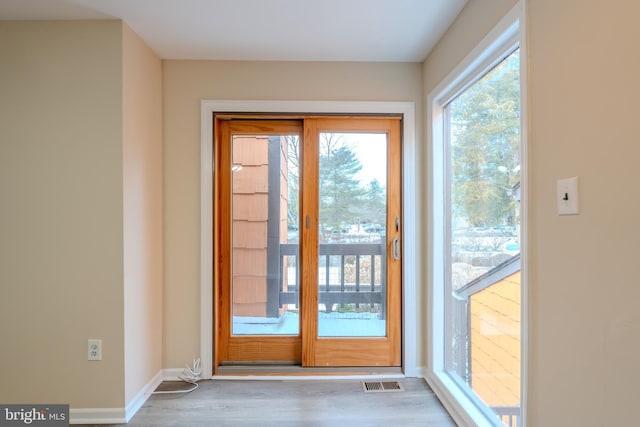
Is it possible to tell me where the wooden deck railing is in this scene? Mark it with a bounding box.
[277,243,386,315]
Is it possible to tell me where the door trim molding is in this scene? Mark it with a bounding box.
[201,100,417,378]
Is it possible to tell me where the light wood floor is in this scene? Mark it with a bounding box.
[79,378,456,426]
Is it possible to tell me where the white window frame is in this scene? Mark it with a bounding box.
[200,100,417,379]
[426,2,528,426]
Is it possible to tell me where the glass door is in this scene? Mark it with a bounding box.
[217,120,303,365]
[317,131,388,338]
[216,117,402,369]
[301,118,402,367]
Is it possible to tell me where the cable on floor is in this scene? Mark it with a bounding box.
[152,358,202,395]
[152,382,199,395]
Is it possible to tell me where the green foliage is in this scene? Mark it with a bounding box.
[360,178,386,226]
[285,133,387,237]
[319,134,365,232]
[449,49,520,228]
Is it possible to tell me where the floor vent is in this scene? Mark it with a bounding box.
[361,381,404,393]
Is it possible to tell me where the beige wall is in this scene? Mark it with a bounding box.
[0,20,163,413]
[426,0,640,425]
[122,24,164,404]
[527,0,640,425]
[0,21,125,407]
[423,0,518,94]
[162,60,423,368]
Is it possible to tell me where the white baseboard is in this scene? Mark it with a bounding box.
[124,370,164,422]
[69,408,126,425]
[69,370,164,425]
[161,368,184,381]
[416,366,429,379]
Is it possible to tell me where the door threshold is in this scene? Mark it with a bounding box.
[215,365,403,377]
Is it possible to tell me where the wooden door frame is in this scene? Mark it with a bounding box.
[300,117,402,368]
[216,117,400,369]
[200,100,417,378]
[215,119,303,366]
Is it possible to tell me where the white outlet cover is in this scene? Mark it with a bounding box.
[557,176,579,215]
[88,339,102,361]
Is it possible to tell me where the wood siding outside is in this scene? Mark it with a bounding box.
[232,136,269,317]
[469,271,521,407]
[232,135,290,317]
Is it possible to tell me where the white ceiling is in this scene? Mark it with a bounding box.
[0,0,467,62]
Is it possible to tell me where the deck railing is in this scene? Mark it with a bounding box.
[278,243,386,315]
[491,406,521,427]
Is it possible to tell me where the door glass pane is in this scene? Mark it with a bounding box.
[446,49,521,425]
[317,132,387,337]
[231,134,300,335]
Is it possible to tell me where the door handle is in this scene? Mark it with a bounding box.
[392,237,401,260]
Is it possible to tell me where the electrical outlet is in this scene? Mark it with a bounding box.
[88,339,102,361]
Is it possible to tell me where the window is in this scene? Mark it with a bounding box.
[428,5,525,427]
[446,51,521,426]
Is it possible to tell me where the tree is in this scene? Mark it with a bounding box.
[449,49,520,228]
[318,134,364,233]
[360,178,386,226]
[285,135,300,230]
[286,133,379,237]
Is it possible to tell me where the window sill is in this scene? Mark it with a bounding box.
[425,370,499,427]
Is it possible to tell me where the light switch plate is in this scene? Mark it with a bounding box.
[557,177,579,215]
